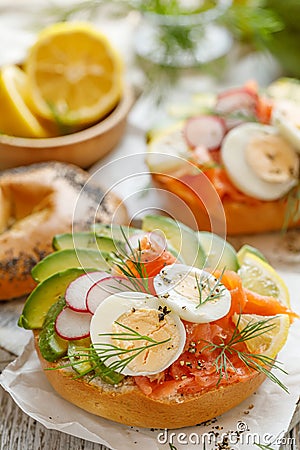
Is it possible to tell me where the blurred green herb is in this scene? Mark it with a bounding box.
[44,0,218,21]
[221,0,284,49]
[137,0,218,15]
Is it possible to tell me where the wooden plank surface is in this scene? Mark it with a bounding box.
[0,386,108,450]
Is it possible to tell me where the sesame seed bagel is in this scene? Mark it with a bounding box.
[33,332,265,429]
[0,162,127,300]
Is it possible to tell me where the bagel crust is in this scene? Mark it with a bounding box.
[151,173,298,235]
[0,162,127,300]
[34,333,265,429]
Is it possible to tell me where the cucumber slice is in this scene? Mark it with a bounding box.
[52,232,125,254]
[197,231,238,271]
[68,339,93,376]
[93,355,124,385]
[38,297,68,362]
[18,268,85,330]
[32,249,113,283]
[142,215,206,268]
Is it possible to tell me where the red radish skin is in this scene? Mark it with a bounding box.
[184,115,226,151]
[215,87,258,130]
[86,276,134,314]
[55,307,92,340]
[65,271,108,312]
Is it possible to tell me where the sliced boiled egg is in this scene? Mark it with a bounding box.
[90,291,186,376]
[154,264,231,323]
[272,99,300,153]
[221,123,299,201]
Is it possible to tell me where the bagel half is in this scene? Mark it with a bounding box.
[151,173,299,235]
[0,162,127,300]
[34,332,265,429]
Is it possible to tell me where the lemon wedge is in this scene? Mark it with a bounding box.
[236,244,268,264]
[232,313,290,359]
[25,22,123,126]
[146,121,192,173]
[237,252,290,308]
[0,65,50,138]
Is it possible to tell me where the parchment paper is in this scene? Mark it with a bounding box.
[1,271,299,450]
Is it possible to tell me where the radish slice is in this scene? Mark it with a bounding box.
[86,276,134,314]
[184,115,226,150]
[215,88,258,129]
[65,271,108,312]
[55,308,92,340]
[126,231,167,254]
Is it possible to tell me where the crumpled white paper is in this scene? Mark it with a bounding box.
[1,271,299,450]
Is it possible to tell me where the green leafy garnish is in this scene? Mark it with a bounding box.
[202,314,288,392]
[46,345,124,384]
[195,268,226,308]
[111,227,152,294]
[94,321,171,373]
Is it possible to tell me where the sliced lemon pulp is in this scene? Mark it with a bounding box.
[0,65,50,138]
[237,252,290,308]
[146,121,196,175]
[232,313,290,359]
[25,22,123,126]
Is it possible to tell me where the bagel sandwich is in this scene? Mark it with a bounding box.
[146,78,300,235]
[18,215,295,429]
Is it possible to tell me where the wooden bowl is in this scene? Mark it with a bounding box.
[0,85,134,170]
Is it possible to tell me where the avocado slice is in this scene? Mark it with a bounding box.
[38,297,68,362]
[91,223,139,241]
[197,231,238,271]
[142,215,206,268]
[52,232,126,254]
[32,248,113,283]
[18,268,85,330]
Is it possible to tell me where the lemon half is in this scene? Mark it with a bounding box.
[25,22,123,126]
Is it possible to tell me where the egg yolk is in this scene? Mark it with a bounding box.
[112,308,182,373]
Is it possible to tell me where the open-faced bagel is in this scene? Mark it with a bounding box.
[151,173,298,235]
[0,162,127,300]
[34,332,265,429]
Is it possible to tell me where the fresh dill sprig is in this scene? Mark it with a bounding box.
[195,268,226,308]
[169,443,178,450]
[111,227,151,294]
[94,320,171,373]
[202,314,288,392]
[45,345,124,384]
[254,443,276,450]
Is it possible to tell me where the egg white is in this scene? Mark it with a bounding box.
[221,123,298,201]
[154,264,231,323]
[90,291,186,376]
